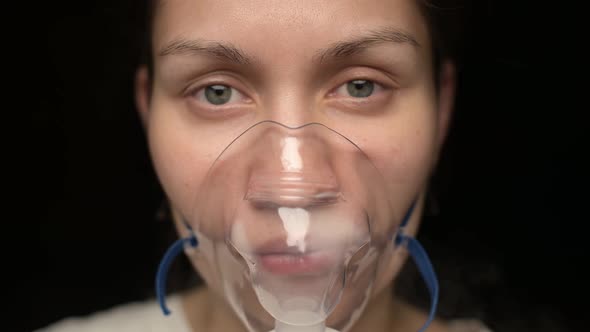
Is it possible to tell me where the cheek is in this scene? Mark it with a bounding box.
[146,103,215,220]
[357,96,439,205]
[374,118,437,188]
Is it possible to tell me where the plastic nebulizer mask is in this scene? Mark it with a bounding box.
[155,121,439,332]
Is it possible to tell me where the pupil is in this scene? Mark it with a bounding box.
[206,85,232,105]
[347,80,374,98]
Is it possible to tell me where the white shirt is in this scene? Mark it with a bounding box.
[36,295,191,332]
[36,295,492,332]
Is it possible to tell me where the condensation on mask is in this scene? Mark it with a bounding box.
[156,121,439,332]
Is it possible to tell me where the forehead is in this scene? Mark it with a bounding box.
[152,0,430,59]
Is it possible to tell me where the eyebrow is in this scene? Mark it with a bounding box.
[158,26,420,65]
[314,26,420,63]
[159,39,254,65]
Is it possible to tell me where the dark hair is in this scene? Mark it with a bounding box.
[419,0,470,80]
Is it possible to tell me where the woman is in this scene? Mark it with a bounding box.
[39,0,490,331]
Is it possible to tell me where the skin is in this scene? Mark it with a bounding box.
[135,0,456,331]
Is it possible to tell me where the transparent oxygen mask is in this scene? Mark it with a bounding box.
[155,121,439,332]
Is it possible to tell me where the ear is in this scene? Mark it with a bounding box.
[435,60,456,147]
[135,65,151,128]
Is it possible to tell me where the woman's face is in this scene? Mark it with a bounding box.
[137,0,454,326]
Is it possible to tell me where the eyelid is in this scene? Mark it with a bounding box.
[181,70,252,94]
[185,76,238,96]
[328,66,397,91]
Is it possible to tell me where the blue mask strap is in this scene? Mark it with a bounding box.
[395,199,439,332]
[400,199,417,228]
[155,231,198,315]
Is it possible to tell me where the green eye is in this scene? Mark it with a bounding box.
[205,85,232,105]
[346,80,374,98]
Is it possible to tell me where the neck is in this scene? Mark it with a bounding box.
[182,287,247,332]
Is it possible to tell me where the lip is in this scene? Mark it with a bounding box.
[250,238,338,275]
[258,250,335,275]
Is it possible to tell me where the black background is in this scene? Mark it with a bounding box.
[11,1,587,331]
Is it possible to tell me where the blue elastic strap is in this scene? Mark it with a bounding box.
[400,199,417,228]
[395,199,439,332]
[155,234,198,315]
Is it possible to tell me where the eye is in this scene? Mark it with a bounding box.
[335,80,382,98]
[190,84,246,106]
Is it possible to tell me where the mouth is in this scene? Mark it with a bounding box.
[248,238,340,276]
[257,250,336,275]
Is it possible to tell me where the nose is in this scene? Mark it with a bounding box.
[261,87,318,128]
[245,174,342,208]
[244,126,342,209]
